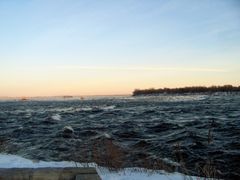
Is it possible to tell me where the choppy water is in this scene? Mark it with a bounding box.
[0,93,239,179]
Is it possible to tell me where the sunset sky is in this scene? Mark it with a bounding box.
[0,0,240,97]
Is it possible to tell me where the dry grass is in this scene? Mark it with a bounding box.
[196,160,218,179]
[0,137,7,152]
[173,141,220,180]
[70,134,221,179]
[71,138,176,173]
[91,138,125,170]
[208,119,215,145]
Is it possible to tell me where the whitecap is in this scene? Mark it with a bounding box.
[103,133,111,139]
[80,107,93,111]
[101,105,116,111]
[51,114,61,121]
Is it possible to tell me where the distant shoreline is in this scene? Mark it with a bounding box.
[0,94,130,100]
[133,85,240,96]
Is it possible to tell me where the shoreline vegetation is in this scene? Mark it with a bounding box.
[133,85,240,96]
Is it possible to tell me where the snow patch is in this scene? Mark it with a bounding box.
[0,154,199,180]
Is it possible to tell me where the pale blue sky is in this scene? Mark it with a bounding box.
[0,0,240,96]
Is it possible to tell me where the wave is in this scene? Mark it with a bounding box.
[51,114,61,121]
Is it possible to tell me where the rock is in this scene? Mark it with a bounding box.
[63,126,74,133]
[62,126,74,138]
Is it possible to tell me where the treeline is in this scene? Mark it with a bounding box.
[133,85,240,96]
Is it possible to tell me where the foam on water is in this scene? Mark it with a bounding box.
[51,114,61,121]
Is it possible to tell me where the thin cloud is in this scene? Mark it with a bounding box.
[56,66,227,72]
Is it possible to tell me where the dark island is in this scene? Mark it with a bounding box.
[133,85,240,96]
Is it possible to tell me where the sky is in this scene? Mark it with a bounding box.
[0,0,240,97]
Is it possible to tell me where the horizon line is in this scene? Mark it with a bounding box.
[1,84,239,98]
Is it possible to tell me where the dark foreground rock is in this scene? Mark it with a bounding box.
[0,167,101,180]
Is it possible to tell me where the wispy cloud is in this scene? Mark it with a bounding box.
[56,66,227,72]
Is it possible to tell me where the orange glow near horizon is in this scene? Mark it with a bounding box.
[0,66,239,97]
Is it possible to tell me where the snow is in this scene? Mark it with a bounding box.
[98,168,196,180]
[0,154,199,180]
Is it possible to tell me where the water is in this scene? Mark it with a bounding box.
[0,93,239,179]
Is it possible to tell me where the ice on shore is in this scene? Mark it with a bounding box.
[0,154,199,180]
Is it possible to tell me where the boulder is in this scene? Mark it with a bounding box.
[62,126,74,138]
